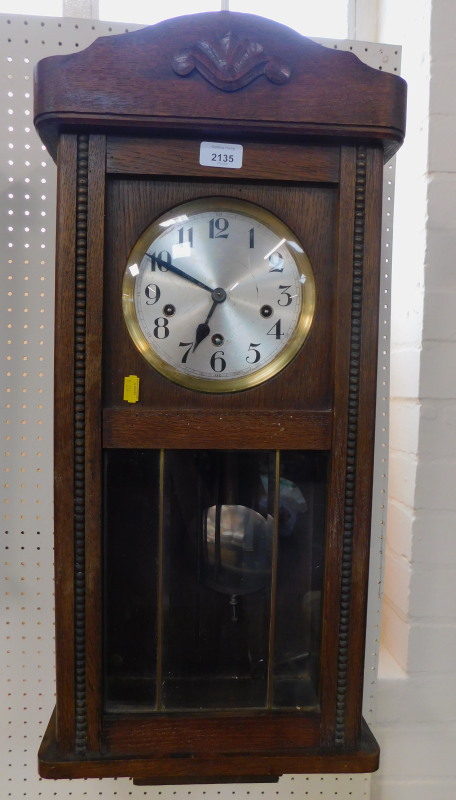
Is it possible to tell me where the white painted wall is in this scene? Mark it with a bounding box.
[368,1,456,798]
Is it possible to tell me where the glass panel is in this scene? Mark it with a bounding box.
[103,449,160,711]
[162,450,275,710]
[273,451,328,710]
[103,448,327,715]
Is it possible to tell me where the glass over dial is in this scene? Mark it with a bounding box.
[122,197,316,392]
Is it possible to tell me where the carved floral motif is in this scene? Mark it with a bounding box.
[172,31,291,91]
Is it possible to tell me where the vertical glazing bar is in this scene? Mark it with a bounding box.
[266,450,281,708]
[214,504,222,571]
[155,449,165,710]
[214,453,222,580]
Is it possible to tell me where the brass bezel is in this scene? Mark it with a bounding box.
[122,197,316,393]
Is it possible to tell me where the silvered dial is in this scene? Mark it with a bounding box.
[122,197,315,393]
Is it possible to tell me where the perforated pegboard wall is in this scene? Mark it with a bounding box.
[0,12,400,800]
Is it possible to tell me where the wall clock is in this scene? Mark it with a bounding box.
[33,10,406,785]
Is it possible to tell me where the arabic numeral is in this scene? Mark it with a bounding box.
[268,252,284,272]
[210,350,226,372]
[246,342,261,364]
[147,250,171,271]
[267,319,284,339]
[178,226,193,247]
[211,153,234,163]
[209,217,229,239]
[145,284,160,305]
[278,285,293,306]
[179,341,194,363]
[153,317,169,339]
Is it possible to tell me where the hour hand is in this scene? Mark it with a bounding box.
[193,321,211,351]
[193,288,227,352]
[145,253,214,293]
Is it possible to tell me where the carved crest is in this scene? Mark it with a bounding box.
[172,31,291,91]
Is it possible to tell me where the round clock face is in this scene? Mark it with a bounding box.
[122,197,315,393]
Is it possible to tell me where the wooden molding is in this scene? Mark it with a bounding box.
[335,146,367,745]
[34,11,406,160]
[171,30,291,91]
[74,134,89,757]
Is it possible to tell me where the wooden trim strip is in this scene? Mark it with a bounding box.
[345,146,384,743]
[84,134,107,752]
[319,145,357,747]
[102,409,332,450]
[73,133,90,757]
[103,712,320,755]
[106,137,340,182]
[333,145,369,747]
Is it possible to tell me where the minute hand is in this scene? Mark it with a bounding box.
[145,253,214,293]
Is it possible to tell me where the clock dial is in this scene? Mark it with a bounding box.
[122,197,315,392]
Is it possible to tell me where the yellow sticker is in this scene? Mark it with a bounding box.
[123,375,140,403]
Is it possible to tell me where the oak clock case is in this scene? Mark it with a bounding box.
[33,9,406,785]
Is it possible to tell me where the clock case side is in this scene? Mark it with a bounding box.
[34,10,405,782]
[49,132,106,758]
[320,145,385,749]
